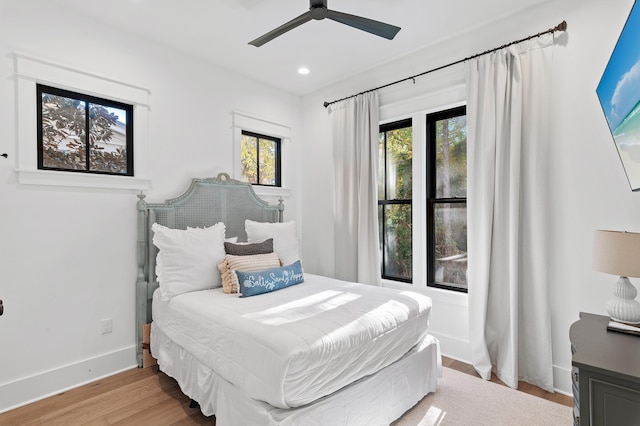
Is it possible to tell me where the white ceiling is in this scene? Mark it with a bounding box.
[48,0,551,96]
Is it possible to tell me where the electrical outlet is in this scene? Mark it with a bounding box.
[101,318,112,335]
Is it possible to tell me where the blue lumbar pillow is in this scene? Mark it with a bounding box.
[236,260,304,298]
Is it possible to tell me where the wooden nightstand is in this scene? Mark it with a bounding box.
[570,312,640,426]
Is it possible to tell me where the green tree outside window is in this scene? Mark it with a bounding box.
[38,84,132,176]
[240,131,281,186]
[428,107,468,291]
[379,119,412,282]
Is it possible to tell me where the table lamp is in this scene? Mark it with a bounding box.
[593,230,640,323]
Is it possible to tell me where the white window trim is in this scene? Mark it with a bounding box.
[13,52,151,190]
[231,110,292,199]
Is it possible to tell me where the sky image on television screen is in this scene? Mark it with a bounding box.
[596,1,640,190]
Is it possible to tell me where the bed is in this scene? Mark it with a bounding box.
[135,173,441,425]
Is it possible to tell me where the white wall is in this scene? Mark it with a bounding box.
[0,0,302,412]
[301,0,640,394]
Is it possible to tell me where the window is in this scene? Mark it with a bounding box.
[426,106,467,292]
[240,130,281,186]
[37,84,133,176]
[378,119,412,282]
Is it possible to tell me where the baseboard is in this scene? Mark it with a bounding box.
[552,364,572,396]
[0,345,137,414]
[430,331,471,363]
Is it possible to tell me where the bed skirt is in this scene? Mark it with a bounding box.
[151,323,441,426]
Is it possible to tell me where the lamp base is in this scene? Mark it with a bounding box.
[606,276,640,324]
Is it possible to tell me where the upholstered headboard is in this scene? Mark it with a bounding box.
[135,172,284,367]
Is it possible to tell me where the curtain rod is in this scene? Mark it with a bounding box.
[323,20,567,108]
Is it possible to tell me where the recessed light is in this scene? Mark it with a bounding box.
[298,67,310,75]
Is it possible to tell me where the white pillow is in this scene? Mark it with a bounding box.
[187,226,237,243]
[245,220,300,266]
[152,222,226,298]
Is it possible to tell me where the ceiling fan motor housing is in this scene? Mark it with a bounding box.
[310,7,328,20]
[310,0,328,20]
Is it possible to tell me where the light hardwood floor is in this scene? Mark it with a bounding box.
[0,356,572,425]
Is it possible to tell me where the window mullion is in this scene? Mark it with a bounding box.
[384,132,388,201]
[380,200,386,277]
[85,102,91,172]
[382,132,388,277]
[256,137,261,185]
[433,198,466,204]
[276,138,281,186]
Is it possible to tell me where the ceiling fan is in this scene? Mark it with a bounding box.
[249,0,401,47]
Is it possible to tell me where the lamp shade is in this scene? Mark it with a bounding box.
[593,230,640,278]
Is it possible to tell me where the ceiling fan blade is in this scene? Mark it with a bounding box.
[326,10,401,40]
[249,11,313,47]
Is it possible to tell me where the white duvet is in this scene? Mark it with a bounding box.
[152,273,432,409]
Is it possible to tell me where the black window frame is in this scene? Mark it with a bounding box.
[240,130,282,187]
[379,118,413,284]
[426,105,467,293]
[36,84,134,176]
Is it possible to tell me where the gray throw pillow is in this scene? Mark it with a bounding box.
[224,238,274,256]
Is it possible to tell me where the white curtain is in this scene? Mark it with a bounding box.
[466,35,554,392]
[329,92,381,286]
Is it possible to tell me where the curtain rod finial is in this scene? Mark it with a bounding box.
[556,21,567,32]
[323,101,330,108]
